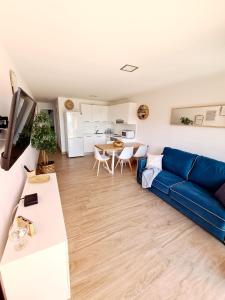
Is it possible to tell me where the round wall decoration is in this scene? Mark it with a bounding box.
[137,105,149,120]
[64,99,74,110]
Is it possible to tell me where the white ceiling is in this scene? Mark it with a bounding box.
[0,0,225,101]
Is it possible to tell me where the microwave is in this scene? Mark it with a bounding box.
[121,130,135,139]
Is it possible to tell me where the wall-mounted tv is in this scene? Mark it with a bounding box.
[1,88,36,170]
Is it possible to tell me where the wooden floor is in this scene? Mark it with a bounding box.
[55,153,225,300]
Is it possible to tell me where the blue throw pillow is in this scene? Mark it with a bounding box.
[215,183,225,207]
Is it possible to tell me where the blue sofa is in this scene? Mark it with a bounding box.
[137,147,225,243]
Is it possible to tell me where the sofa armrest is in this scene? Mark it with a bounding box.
[136,158,147,184]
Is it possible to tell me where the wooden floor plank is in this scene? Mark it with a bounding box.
[55,153,225,300]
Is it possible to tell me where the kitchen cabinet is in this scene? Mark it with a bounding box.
[81,102,137,124]
[81,104,108,122]
[81,104,93,121]
[92,105,101,122]
[99,106,108,122]
[84,134,106,153]
[94,134,106,145]
[84,135,94,152]
[108,103,137,124]
[92,105,108,122]
[108,105,117,123]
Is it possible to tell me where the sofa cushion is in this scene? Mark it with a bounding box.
[162,147,197,180]
[152,170,185,195]
[170,181,225,230]
[189,156,225,192]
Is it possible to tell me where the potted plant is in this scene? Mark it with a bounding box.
[180,117,193,125]
[31,112,57,173]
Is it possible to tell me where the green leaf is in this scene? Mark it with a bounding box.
[31,112,57,160]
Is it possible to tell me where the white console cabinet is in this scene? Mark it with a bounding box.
[0,173,70,300]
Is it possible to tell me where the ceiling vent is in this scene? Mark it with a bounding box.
[120,64,138,72]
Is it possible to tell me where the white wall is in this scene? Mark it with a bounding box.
[37,101,55,112]
[57,97,108,152]
[129,72,225,162]
[0,44,38,258]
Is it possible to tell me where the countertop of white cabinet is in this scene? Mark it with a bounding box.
[0,173,67,266]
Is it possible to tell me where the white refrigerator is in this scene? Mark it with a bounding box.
[64,111,84,157]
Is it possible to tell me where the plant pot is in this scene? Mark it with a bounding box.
[38,161,55,174]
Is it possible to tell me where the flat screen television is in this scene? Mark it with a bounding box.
[1,88,36,170]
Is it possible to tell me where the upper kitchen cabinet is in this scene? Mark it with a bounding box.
[81,104,108,122]
[101,106,108,122]
[92,105,108,122]
[109,103,137,124]
[81,104,93,121]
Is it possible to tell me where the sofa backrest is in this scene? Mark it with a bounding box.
[189,156,225,192]
[162,147,197,180]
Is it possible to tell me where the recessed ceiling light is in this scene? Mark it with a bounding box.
[120,64,139,72]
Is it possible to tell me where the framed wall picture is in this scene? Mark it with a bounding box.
[195,115,204,126]
[171,104,225,128]
[220,105,225,116]
[206,110,217,121]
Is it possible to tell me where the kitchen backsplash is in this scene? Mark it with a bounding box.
[83,121,136,136]
[112,123,136,135]
[83,121,112,134]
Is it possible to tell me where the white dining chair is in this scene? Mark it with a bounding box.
[115,147,134,174]
[93,147,110,176]
[133,144,148,159]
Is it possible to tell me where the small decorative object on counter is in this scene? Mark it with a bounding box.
[17,216,35,236]
[9,226,28,251]
[113,139,124,147]
[28,174,50,183]
[24,193,38,207]
[24,165,50,183]
[137,105,149,120]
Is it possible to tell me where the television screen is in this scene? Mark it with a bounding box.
[1,88,36,170]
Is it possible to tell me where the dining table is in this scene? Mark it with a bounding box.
[95,142,142,175]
